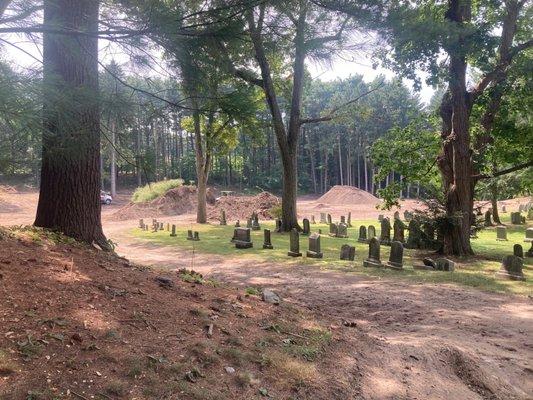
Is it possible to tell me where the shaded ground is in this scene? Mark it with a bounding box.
[1,189,532,399]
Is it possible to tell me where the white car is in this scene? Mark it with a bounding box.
[100,191,112,205]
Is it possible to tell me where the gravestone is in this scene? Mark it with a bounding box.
[393,211,400,220]
[435,258,454,272]
[496,226,508,241]
[528,208,533,220]
[358,225,367,243]
[337,222,349,238]
[311,215,316,224]
[340,215,346,224]
[484,210,493,227]
[318,229,322,235]
[159,222,164,230]
[187,230,193,240]
[347,212,352,227]
[404,210,413,221]
[220,210,227,225]
[525,228,533,257]
[170,224,177,237]
[320,213,327,223]
[306,233,323,258]
[275,219,282,233]
[496,254,525,281]
[514,243,523,258]
[153,224,159,232]
[234,228,253,249]
[288,229,302,257]
[235,220,241,227]
[139,219,144,229]
[327,214,332,225]
[263,229,273,249]
[252,214,261,231]
[143,225,148,231]
[393,218,405,243]
[329,223,338,237]
[363,238,383,268]
[166,223,170,231]
[380,218,391,245]
[378,214,384,222]
[511,212,523,225]
[406,220,422,249]
[387,241,404,270]
[302,218,310,235]
[193,232,200,241]
[501,205,507,213]
[340,244,355,261]
[367,225,376,240]
[518,204,524,212]
[247,218,252,229]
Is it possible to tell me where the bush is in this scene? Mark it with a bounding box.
[270,204,282,219]
[131,179,184,203]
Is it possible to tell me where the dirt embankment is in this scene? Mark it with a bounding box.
[208,191,280,222]
[316,185,381,206]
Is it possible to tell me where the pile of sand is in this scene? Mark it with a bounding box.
[317,185,380,206]
[208,191,280,221]
[111,185,216,221]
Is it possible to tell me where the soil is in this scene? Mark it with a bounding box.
[317,185,381,206]
[1,188,532,399]
[207,192,280,221]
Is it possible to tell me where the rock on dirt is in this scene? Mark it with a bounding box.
[317,185,380,206]
[262,289,281,304]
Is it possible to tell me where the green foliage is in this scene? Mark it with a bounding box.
[131,179,183,203]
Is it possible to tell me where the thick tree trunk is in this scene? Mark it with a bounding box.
[490,163,501,225]
[35,0,108,249]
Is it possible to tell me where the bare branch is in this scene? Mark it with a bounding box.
[473,161,533,180]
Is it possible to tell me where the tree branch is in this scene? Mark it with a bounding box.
[473,161,533,180]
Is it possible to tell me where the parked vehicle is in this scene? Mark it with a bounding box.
[100,191,112,205]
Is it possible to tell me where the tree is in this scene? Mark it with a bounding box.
[34,0,109,249]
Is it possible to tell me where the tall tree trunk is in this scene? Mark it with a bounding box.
[490,162,501,225]
[35,0,108,249]
[338,134,343,185]
[110,117,117,197]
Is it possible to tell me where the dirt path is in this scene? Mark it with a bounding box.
[2,190,533,399]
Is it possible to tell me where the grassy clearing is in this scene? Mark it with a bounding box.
[130,215,532,295]
[131,179,184,203]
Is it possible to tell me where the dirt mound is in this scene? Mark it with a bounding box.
[0,185,17,194]
[317,185,380,206]
[0,227,353,399]
[111,185,216,220]
[208,191,280,221]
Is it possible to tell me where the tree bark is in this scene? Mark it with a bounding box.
[35,0,108,249]
[110,117,117,197]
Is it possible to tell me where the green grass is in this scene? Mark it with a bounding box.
[130,215,532,296]
[131,179,184,203]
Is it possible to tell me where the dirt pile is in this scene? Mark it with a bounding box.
[317,185,380,206]
[209,191,280,221]
[0,185,17,194]
[111,185,216,220]
[0,227,353,399]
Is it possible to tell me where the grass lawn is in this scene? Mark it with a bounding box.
[131,214,532,296]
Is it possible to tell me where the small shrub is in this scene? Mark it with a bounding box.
[270,204,282,219]
[245,287,261,296]
[131,179,184,203]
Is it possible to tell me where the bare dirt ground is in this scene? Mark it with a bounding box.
[1,188,533,399]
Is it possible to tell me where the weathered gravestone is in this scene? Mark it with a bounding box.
[153,223,159,232]
[329,223,338,237]
[528,208,533,220]
[263,229,273,249]
[518,204,524,212]
[511,212,524,225]
[234,228,253,249]
[367,225,376,241]
[143,224,148,231]
[358,226,367,243]
[387,241,404,270]
[393,211,400,220]
[340,244,355,261]
[337,222,348,238]
[159,222,164,230]
[380,218,391,246]
[139,219,144,229]
[514,243,524,258]
[252,213,261,231]
[170,224,177,237]
[404,210,413,221]
[235,220,241,227]
[393,218,406,243]
[288,229,302,257]
[378,214,384,222]
[320,213,327,223]
[275,218,282,233]
[501,205,507,213]
[247,218,253,229]
[327,214,332,225]
[220,210,227,225]
[340,215,346,224]
[311,215,316,224]
[193,231,200,241]
[435,258,454,272]
[484,210,493,227]
[166,223,170,231]
[363,238,382,268]
[496,250,525,281]
[187,230,193,240]
[306,233,323,258]
[347,212,352,227]
[302,218,310,235]
[525,228,533,257]
[406,220,422,249]
[496,226,508,241]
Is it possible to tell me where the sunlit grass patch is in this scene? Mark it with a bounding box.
[131,179,184,203]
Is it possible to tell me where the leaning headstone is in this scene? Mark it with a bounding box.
[406,220,422,249]
[496,226,508,241]
[358,226,367,243]
[363,238,382,268]
[380,217,391,246]
[435,258,454,272]
[306,233,323,258]
[139,219,144,229]
[263,229,273,249]
[340,244,355,261]
[387,241,404,270]
[220,210,227,225]
[187,230,193,240]
[393,218,406,243]
[484,210,493,227]
[302,218,310,235]
[347,212,352,227]
[311,215,316,224]
[367,225,376,240]
[320,213,327,223]
[327,214,332,225]
[234,228,253,249]
[496,253,525,281]
[514,243,524,258]
[329,223,338,237]
[337,222,348,238]
[340,215,346,224]
[170,224,177,237]
[288,229,302,257]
